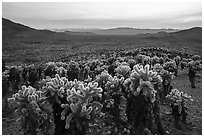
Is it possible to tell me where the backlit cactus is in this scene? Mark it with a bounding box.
[192,55,201,61]
[135,54,145,63]
[182,58,192,63]
[67,82,102,104]
[123,78,132,88]
[163,60,177,70]
[180,61,188,69]
[161,70,174,81]
[151,56,160,65]
[166,89,193,104]
[105,76,124,93]
[56,66,67,77]
[7,85,48,119]
[95,70,112,84]
[61,81,103,129]
[152,63,164,74]
[3,46,200,135]
[166,89,193,123]
[143,56,151,65]
[61,102,93,129]
[45,74,73,104]
[115,63,131,78]
[127,59,136,68]
[188,60,201,71]
[134,81,157,103]
[131,64,162,83]
[174,56,181,62]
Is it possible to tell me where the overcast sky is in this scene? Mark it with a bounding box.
[2,2,202,29]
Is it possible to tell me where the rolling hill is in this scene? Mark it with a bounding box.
[2,18,57,37]
[2,18,63,43]
[141,27,202,43]
[170,27,202,41]
[2,18,202,44]
[2,18,94,44]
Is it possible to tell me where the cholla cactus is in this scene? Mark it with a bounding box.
[61,82,103,129]
[182,58,192,63]
[166,89,193,113]
[45,74,73,104]
[61,101,103,129]
[115,63,131,78]
[45,62,56,66]
[128,64,163,103]
[120,62,129,66]
[56,66,67,77]
[84,75,93,83]
[174,56,181,62]
[61,102,93,129]
[134,81,157,103]
[163,60,177,71]
[44,62,58,77]
[161,70,174,81]
[117,57,126,62]
[7,85,53,135]
[131,64,162,83]
[67,61,80,81]
[94,65,102,72]
[105,76,124,92]
[67,82,102,104]
[158,57,164,64]
[166,89,193,127]
[174,56,181,67]
[143,56,151,65]
[101,54,106,60]
[151,56,160,65]
[101,65,109,71]
[55,62,69,68]
[95,70,112,84]
[135,54,145,63]
[107,57,116,64]
[166,89,193,102]
[192,55,201,61]
[180,61,188,69]
[8,85,48,119]
[2,69,10,77]
[123,78,132,89]
[44,62,58,70]
[127,59,136,68]
[129,64,162,100]
[152,63,164,74]
[162,54,168,61]
[188,60,201,70]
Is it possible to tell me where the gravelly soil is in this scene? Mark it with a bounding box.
[160,69,202,135]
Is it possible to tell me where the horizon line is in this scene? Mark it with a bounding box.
[3,17,202,31]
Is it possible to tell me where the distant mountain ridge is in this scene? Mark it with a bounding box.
[2,18,202,44]
[50,27,179,35]
[2,18,94,37]
[64,30,95,35]
[2,17,181,38]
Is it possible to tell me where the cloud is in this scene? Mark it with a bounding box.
[2,2,202,29]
